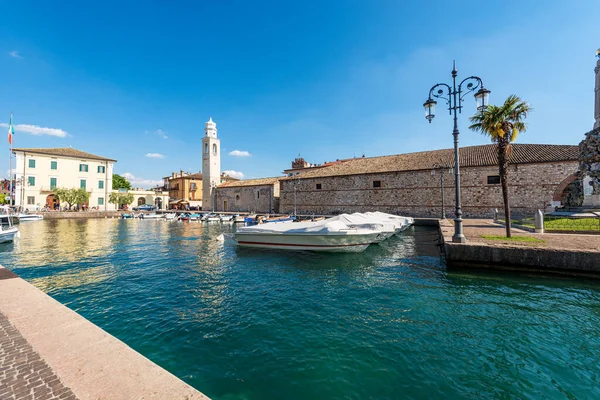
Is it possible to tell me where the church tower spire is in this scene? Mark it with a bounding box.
[202,117,221,211]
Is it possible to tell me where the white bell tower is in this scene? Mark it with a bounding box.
[202,117,221,211]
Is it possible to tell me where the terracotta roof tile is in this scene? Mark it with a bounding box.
[218,176,283,188]
[285,144,578,180]
[12,147,116,162]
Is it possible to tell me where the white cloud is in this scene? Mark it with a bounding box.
[9,51,21,59]
[228,150,251,157]
[223,170,244,179]
[0,123,68,138]
[146,153,165,159]
[122,172,162,188]
[155,129,168,139]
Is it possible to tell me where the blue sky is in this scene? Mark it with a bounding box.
[1,0,598,187]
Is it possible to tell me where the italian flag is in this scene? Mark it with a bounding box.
[7,113,14,145]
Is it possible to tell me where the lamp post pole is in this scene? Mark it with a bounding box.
[423,62,490,243]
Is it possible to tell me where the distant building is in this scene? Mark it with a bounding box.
[162,171,204,209]
[11,147,116,211]
[278,144,579,218]
[215,177,283,213]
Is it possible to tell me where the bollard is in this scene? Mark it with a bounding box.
[534,209,544,234]
[493,208,498,221]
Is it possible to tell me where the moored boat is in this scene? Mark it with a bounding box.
[164,213,177,221]
[220,214,234,222]
[17,213,43,222]
[235,220,385,252]
[206,214,220,222]
[0,206,19,243]
[262,215,295,223]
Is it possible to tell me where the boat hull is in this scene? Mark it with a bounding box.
[235,231,383,252]
[0,227,19,243]
[18,214,43,222]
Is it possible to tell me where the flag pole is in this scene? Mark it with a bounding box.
[8,112,13,207]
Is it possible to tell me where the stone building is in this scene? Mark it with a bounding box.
[214,177,282,213]
[278,144,579,218]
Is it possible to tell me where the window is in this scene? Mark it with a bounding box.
[27,176,35,186]
[28,159,36,168]
[51,161,57,170]
[98,165,105,173]
[98,197,104,206]
[373,181,381,188]
[80,179,86,189]
[257,191,260,199]
[190,183,196,190]
[50,178,57,190]
[487,175,501,185]
[204,143,209,153]
[316,183,322,190]
[98,180,104,189]
[235,195,240,202]
[213,144,217,154]
[79,164,88,172]
[27,196,35,205]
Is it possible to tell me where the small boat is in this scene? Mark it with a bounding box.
[121,213,134,219]
[178,212,191,221]
[164,213,177,221]
[220,214,234,222]
[262,215,295,224]
[189,213,203,221]
[233,215,246,223]
[17,213,43,222]
[206,214,221,222]
[142,213,164,219]
[235,219,385,252]
[0,206,19,243]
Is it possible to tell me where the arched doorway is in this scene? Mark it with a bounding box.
[46,194,58,210]
[137,197,146,206]
[155,197,162,210]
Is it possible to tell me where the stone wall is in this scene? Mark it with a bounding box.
[215,184,279,213]
[278,161,578,218]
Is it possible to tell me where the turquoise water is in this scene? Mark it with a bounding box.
[2,219,600,399]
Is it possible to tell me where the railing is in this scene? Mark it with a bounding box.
[495,210,600,233]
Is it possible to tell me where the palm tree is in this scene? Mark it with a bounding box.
[469,95,531,238]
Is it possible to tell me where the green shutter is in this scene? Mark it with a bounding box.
[98,180,104,189]
[51,161,57,170]
[80,180,86,189]
[28,176,35,186]
[28,159,35,168]
[98,197,104,205]
[50,178,57,190]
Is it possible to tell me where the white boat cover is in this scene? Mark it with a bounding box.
[331,213,396,234]
[364,211,413,226]
[237,220,373,235]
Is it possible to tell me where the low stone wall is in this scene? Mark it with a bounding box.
[41,211,127,219]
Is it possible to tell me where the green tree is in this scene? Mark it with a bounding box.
[0,193,7,204]
[109,192,134,210]
[55,188,77,210]
[469,95,531,238]
[73,188,90,207]
[112,174,132,190]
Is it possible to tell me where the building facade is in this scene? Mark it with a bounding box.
[278,144,579,218]
[163,171,204,209]
[12,148,116,211]
[126,189,170,210]
[215,177,282,213]
[202,118,221,211]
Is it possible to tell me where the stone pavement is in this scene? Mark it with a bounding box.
[0,310,77,400]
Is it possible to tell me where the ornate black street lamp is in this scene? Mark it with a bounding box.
[423,61,490,243]
[431,162,453,219]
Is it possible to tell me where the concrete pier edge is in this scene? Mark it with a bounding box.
[0,264,209,400]
[439,219,600,278]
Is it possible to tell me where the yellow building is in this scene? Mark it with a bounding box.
[162,171,240,209]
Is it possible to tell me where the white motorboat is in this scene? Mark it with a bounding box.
[235,220,385,252]
[206,214,221,222]
[233,215,246,223]
[220,214,234,222]
[164,213,177,221]
[0,206,19,243]
[140,213,164,219]
[17,213,43,222]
